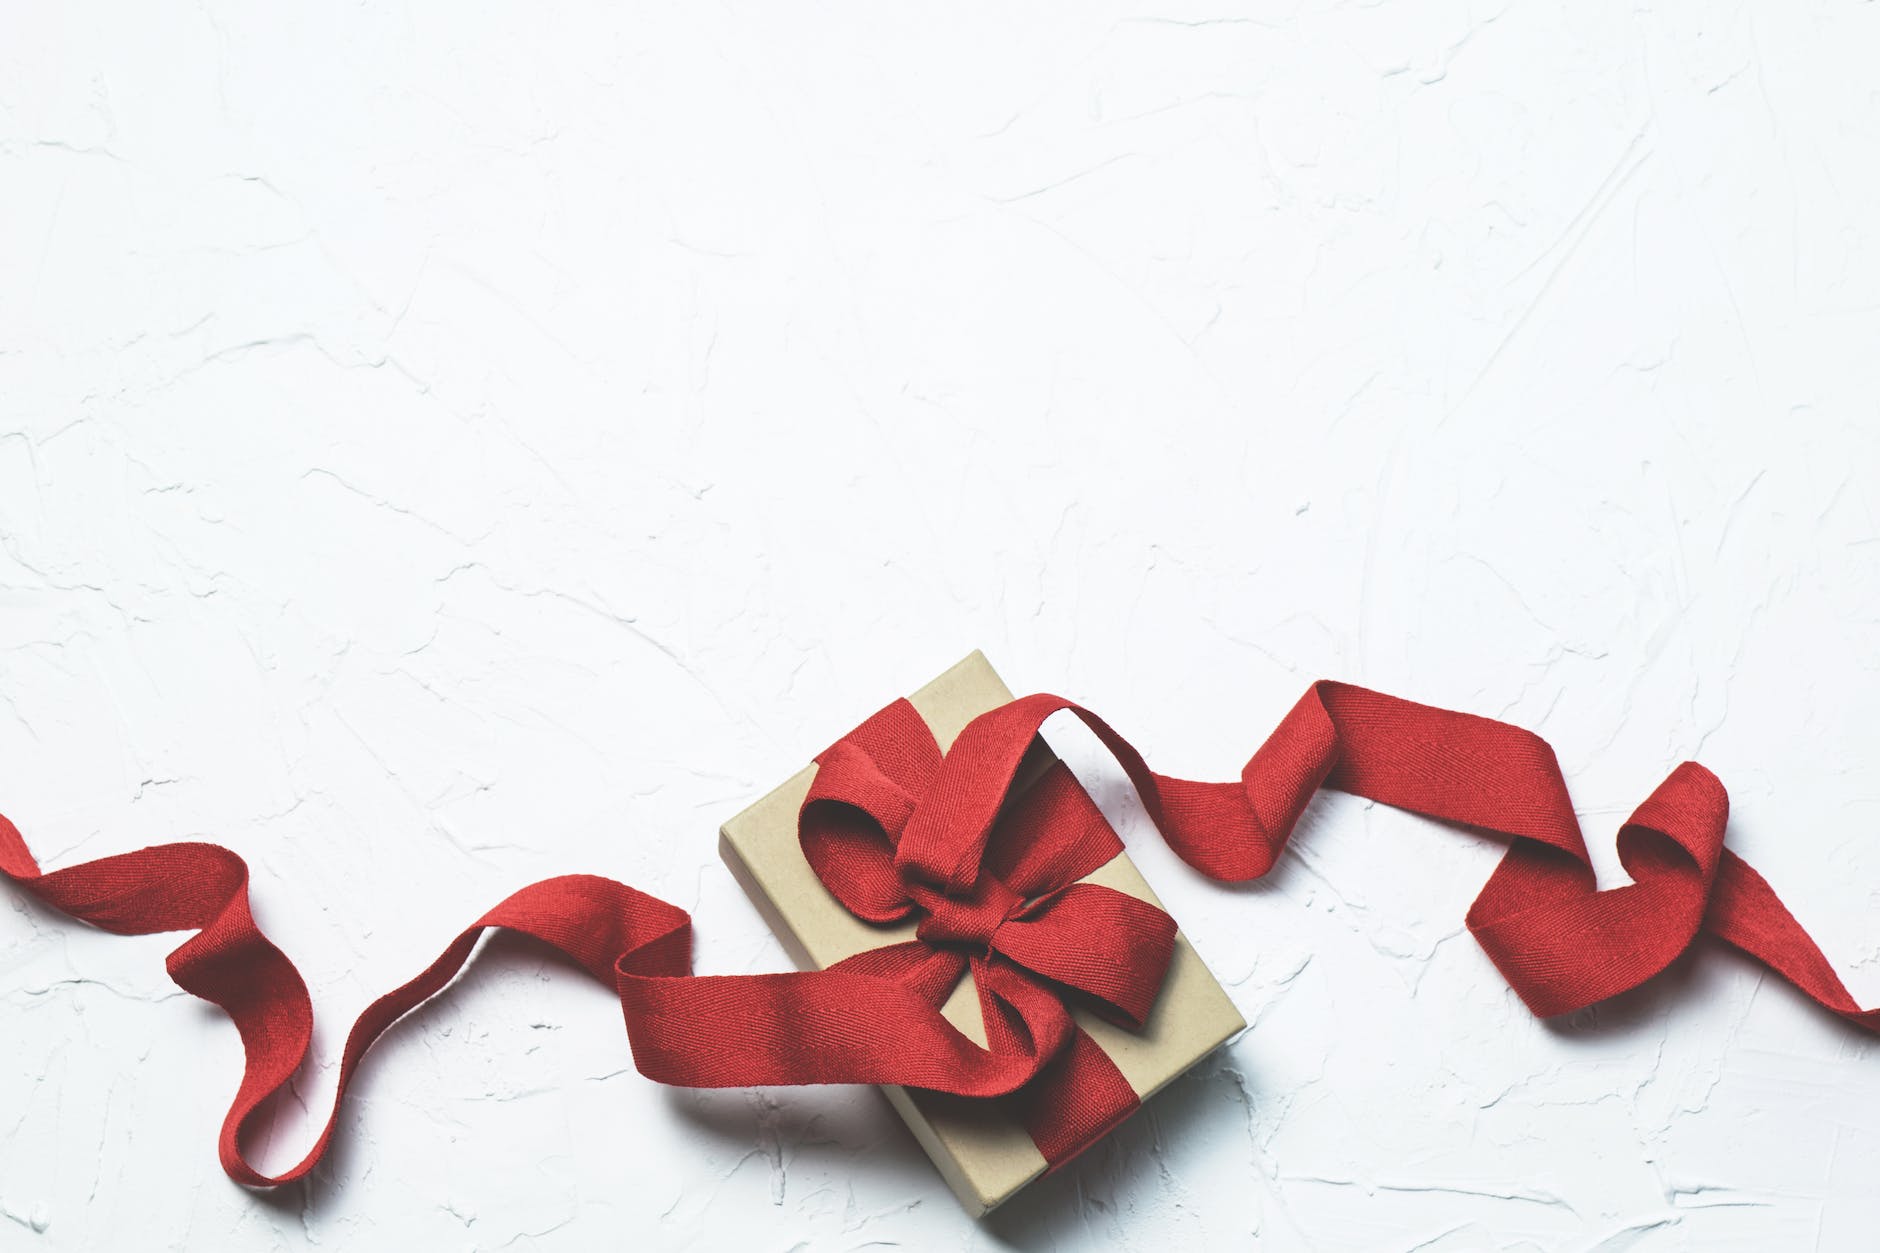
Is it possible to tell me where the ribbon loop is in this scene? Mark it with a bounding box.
[799,733,925,924]
[992,883,1176,1029]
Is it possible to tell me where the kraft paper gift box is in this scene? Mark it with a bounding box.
[719,651,1246,1215]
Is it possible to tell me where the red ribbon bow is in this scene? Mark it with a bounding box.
[798,696,1177,1163]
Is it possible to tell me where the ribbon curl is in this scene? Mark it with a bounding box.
[3,679,1877,1189]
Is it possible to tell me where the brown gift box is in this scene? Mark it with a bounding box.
[719,652,1246,1216]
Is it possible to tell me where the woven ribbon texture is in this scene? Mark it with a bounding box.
[3,681,1875,1185]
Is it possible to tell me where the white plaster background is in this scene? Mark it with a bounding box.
[3,2,1879,1249]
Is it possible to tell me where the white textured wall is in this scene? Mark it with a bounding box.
[4,2,1880,1249]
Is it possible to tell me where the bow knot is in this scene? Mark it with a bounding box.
[912,875,1023,951]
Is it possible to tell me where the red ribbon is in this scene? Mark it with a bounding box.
[3,680,1877,1190]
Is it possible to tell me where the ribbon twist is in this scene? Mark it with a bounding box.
[2,680,1877,1189]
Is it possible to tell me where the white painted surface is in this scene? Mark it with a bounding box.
[4,2,1880,1248]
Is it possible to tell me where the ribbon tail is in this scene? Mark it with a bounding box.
[1,812,698,1188]
[1009,1025,1141,1169]
[1704,849,1880,1033]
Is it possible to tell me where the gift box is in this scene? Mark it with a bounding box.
[719,651,1245,1215]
